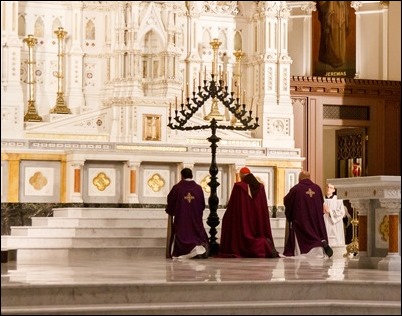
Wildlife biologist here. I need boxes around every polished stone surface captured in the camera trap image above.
[2,256,401,315]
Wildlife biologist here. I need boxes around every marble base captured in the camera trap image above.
[378,253,401,271]
[330,245,347,259]
[348,255,382,269]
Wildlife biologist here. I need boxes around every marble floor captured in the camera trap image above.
[2,256,401,315]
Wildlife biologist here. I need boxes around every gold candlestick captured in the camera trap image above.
[50,27,71,114]
[230,50,245,125]
[204,38,224,121]
[344,207,359,257]
[23,34,42,122]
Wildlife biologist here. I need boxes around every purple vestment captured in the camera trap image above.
[165,179,209,257]
[283,178,329,256]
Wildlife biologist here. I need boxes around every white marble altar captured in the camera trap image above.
[329,176,401,271]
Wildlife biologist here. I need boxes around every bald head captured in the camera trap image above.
[298,170,310,181]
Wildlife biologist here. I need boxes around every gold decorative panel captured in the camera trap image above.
[92,172,111,191]
[143,115,161,141]
[29,171,48,190]
[147,173,165,192]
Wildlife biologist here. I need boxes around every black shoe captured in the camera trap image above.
[322,240,333,258]
[271,249,279,258]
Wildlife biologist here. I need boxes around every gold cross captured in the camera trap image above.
[184,192,195,203]
[306,188,315,197]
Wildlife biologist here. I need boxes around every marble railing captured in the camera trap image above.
[329,176,401,271]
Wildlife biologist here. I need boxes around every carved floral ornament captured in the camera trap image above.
[348,200,369,215]
[203,1,239,15]
[379,199,401,211]
[379,215,389,242]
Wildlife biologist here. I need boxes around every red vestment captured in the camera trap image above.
[219,175,278,258]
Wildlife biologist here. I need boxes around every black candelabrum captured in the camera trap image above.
[167,39,259,255]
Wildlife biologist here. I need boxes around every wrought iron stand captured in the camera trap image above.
[167,39,259,255]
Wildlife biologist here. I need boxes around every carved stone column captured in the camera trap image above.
[378,199,401,271]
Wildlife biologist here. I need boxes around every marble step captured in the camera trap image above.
[17,221,282,235]
[9,226,168,237]
[26,218,284,233]
[2,300,400,315]
[52,208,225,218]
[2,279,400,308]
[31,217,283,230]
[14,247,167,264]
[30,217,176,228]
[3,207,286,264]
[6,225,284,249]
[3,236,166,248]
[30,211,236,228]
[3,233,284,250]
[51,208,284,227]
[45,206,226,220]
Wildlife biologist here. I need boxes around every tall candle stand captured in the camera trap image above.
[50,27,71,114]
[23,34,42,122]
[167,39,259,255]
